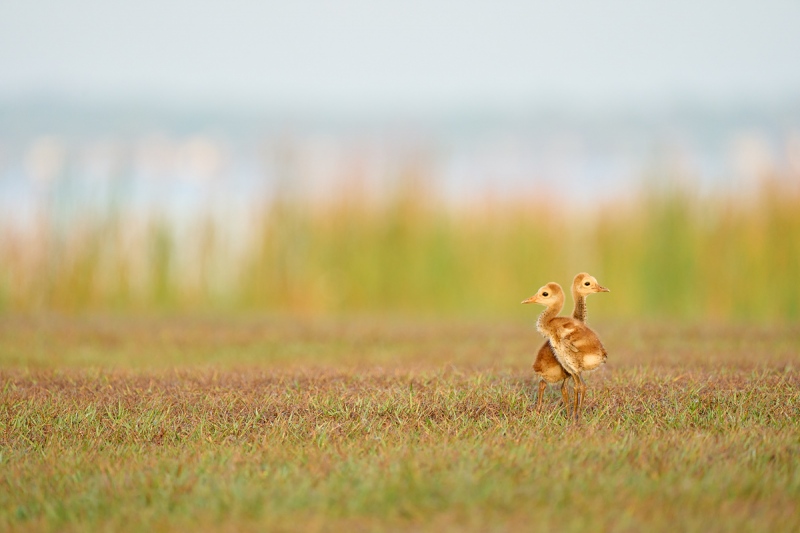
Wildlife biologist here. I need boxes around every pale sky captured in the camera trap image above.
[1,1,799,114]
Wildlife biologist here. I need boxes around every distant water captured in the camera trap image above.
[1,103,798,230]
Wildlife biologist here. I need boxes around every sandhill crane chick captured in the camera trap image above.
[523,282,608,420]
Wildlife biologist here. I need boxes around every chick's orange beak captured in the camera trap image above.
[598,285,610,292]
[521,295,538,304]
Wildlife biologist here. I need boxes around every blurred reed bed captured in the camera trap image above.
[0,170,798,320]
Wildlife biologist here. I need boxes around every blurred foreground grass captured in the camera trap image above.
[1,174,798,319]
[1,316,799,532]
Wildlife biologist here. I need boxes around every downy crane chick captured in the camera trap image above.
[528,273,609,413]
[522,282,608,420]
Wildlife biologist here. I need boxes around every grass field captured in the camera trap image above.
[1,166,799,531]
[2,315,799,532]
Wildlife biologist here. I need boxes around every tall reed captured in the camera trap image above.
[1,172,798,320]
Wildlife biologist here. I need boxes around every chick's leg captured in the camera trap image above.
[573,373,587,421]
[560,379,570,415]
[536,379,547,412]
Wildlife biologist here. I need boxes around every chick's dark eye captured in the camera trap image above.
[584,281,590,286]
[542,292,549,297]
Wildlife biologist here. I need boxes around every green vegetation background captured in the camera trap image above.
[1,174,798,320]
